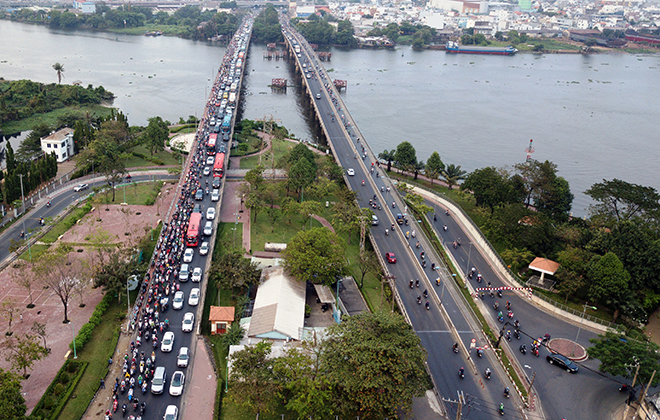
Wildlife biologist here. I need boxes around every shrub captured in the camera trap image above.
[69,293,113,352]
[58,373,70,384]
[52,383,65,397]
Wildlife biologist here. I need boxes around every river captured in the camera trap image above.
[2,19,659,215]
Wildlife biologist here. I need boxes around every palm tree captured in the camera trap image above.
[441,164,467,190]
[52,62,65,84]
[378,149,396,172]
[413,160,425,180]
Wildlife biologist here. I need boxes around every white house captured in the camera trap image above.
[73,0,96,14]
[41,127,75,163]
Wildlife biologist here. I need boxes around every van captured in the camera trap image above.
[179,264,189,282]
[371,215,379,226]
[151,366,167,394]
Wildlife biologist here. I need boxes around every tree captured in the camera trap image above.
[535,176,574,222]
[514,159,573,221]
[2,333,49,378]
[587,252,631,321]
[30,322,48,352]
[33,245,81,323]
[282,227,347,286]
[227,341,280,415]
[394,141,417,174]
[221,322,245,348]
[0,368,27,419]
[462,167,513,214]
[210,248,261,292]
[321,311,428,419]
[425,151,444,185]
[356,249,380,288]
[288,158,316,199]
[585,179,660,227]
[412,160,425,180]
[441,163,466,190]
[300,200,322,230]
[378,149,396,172]
[91,244,137,304]
[143,116,169,156]
[331,199,360,245]
[589,332,660,387]
[12,261,37,308]
[52,62,65,84]
[0,300,20,336]
[17,123,51,162]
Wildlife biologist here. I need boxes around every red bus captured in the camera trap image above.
[207,134,217,155]
[185,212,202,247]
[213,152,225,178]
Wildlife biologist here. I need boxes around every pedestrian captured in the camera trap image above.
[100,378,105,389]
[108,358,113,368]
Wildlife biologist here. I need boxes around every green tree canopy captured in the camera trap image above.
[585,178,660,227]
[394,141,417,173]
[321,311,429,419]
[441,163,466,190]
[589,331,660,387]
[227,341,280,415]
[142,116,169,156]
[0,368,27,418]
[282,227,347,286]
[425,151,444,185]
[210,248,261,292]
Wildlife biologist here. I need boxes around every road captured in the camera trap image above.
[1,172,178,266]
[424,196,623,420]
[283,23,523,419]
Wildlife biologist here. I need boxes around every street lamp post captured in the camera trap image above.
[19,174,32,262]
[126,276,131,331]
[572,303,597,357]
[68,321,77,359]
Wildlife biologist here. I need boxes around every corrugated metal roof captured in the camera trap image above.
[313,283,335,304]
[247,266,305,340]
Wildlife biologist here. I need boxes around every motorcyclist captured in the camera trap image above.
[459,367,465,377]
[416,295,422,304]
[504,387,510,397]
[453,342,459,353]
[423,289,428,298]
[485,368,491,379]
[520,344,527,354]
[385,228,389,236]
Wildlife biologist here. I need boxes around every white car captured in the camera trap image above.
[347,168,355,176]
[188,288,200,306]
[169,371,185,396]
[183,248,194,263]
[206,156,215,166]
[177,347,189,368]
[203,166,211,176]
[199,242,209,256]
[211,189,220,202]
[182,312,195,333]
[161,331,174,352]
[163,405,178,420]
[206,207,216,220]
[203,221,213,236]
[73,183,89,192]
[172,291,184,310]
[191,267,202,283]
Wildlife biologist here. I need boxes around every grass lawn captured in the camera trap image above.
[239,138,296,170]
[250,207,326,252]
[92,180,163,206]
[126,144,181,168]
[0,105,114,134]
[231,130,264,158]
[18,244,50,261]
[41,204,93,244]
[56,297,124,420]
[107,24,191,36]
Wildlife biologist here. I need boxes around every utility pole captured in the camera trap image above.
[527,371,536,406]
[622,362,641,420]
[641,370,656,404]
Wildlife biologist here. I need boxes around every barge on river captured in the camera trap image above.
[446,41,518,55]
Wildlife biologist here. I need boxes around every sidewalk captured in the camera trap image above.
[181,337,217,420]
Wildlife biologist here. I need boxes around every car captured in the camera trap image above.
[203,221,213,236]
[206,207,216,220]
[211,189,220,202]
[179,264,189,282]
[194,188,204,201]
[183,248,194,263]
[172,291,185,310]
[199,242,209,256]
[182,312,195,333]
[306,73,311,79]
[316,93,321,99]
[191,267,202,283]
[372,215,379,226]
[347,168,355,176]
[161,331,175,352]
[73,183,89,192]
[203,166,211,176]
[163,405,178,420]
[206,156,215,165]
[188,288,200,306]
[169,371,185,396]
[385,252,396,264]
[193,203,201,214]
[212,177,221,188]
[222,133,230,142]
[151,366,167,394]
[546,353,579,373]
[177,347,189,368]
[219,144,227,153]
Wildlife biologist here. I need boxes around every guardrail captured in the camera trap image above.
[406,180,621,331]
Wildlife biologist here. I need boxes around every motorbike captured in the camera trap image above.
[505,331,512,341]
[520,345,527,355]
[484,369,492,380]
[416,295,422,305]
[140,403,146,415]
[425,301,430,310]
[504,387,510,399]
[422,260,426,268]
[385,229,389,236]
[497,289,503,298]
[477,348,484,358]
[409,279,414,289]
[416,241,420,248]
[446,209,450,216]
[122,404,127,416]
[415,279,420,288]
[453,241,457,249]
[443,225,448,231]
[514,330,521,340]
[46,201,51,207]
[508,310,514,318]
[458,368,465,379]
[423,289,428,299]
[453,343,459,353]
[493,302,500,311]
[531,347,539,357]
[499,403,505,416]
[362,180,365,186]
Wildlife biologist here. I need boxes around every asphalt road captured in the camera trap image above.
[285,26,522,419]
[1,172,179,266]
[424,199,624,420]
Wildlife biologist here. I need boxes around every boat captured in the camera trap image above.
[445,41,518,55]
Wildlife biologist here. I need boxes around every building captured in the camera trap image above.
[73,0,96,14]
[40,127,75,163]
[247,266,306,341]
[209,306,235,335]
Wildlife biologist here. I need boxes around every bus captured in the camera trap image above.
[185,212,202,247]
[207,133,217,155]
[221,115,232,133]
[213,152,225,178]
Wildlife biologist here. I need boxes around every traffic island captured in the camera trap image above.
[546,337,589,362]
